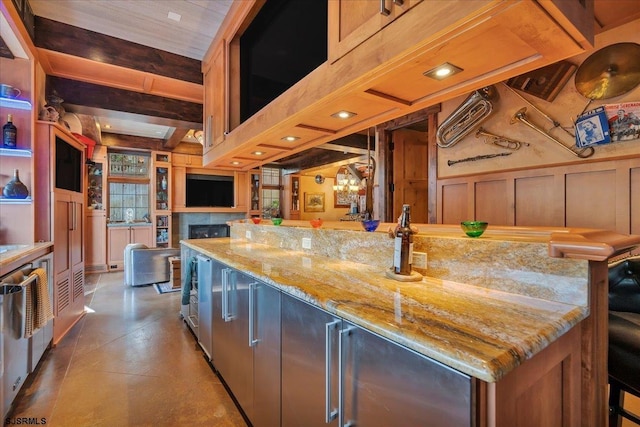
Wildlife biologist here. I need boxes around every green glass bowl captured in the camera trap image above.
[271,218,283,226]
[461,221,488,238]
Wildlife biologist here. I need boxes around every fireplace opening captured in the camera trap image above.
[188,224,230,239]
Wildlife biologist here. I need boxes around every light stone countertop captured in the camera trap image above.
[0,242,53,276]
[182,237,588,383]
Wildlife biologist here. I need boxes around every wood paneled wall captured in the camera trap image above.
[437,157,640,235]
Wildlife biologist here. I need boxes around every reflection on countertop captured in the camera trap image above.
[107,221,152,227]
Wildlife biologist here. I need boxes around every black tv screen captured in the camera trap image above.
[55,136,82,192]
[240,0,327,122]
[185,174,234,207]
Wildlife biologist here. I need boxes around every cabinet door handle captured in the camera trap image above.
[221,268,229,320]
[248,282,260,347]
[380,0,391,16]
[325,319,340,423]
[339,326,355,427]
[68,202,74,231]
[223,269,236,322]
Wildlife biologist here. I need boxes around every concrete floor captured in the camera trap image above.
[7,271,247,426]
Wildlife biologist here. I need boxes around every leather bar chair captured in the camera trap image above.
[608,256,640,426]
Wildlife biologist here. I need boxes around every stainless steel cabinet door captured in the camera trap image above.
[282,294,341,427]
[196,255,213,360]
[252,282,281,427]
[215,269,254,422]
[341,321,473,427]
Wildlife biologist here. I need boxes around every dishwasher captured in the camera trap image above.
[1,269,30,419]
[1,254,53,419]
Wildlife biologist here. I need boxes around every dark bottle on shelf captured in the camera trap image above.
[3,169,29,199]
[3,114,17,148]
[393,204,414,275]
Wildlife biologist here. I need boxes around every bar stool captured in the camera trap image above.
[608,256,640,426]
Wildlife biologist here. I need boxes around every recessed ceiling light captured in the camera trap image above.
[252,151,265,156]
[104,124,111,129]
[281,136,300,142]
[231,161,241,165]
[168,11,181,22]
[423,62,463,80]
[331,111,357,119]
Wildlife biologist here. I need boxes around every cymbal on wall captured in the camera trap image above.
[575,42,640,100]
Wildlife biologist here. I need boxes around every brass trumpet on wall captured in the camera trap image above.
[510,108,595,158]
[436,86,498,148]
[475,127,528,150]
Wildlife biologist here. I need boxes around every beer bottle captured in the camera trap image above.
[393,204,413,275]
[3,114,17,148]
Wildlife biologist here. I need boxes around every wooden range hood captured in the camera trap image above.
[202,0,595,171]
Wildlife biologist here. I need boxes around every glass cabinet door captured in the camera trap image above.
[155,167,169,211]
[87,162,104,210]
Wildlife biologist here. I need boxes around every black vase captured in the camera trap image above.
[3,169,29,199]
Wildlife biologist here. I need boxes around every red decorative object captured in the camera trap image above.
[72,132,96,160]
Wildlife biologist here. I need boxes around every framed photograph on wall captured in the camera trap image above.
[304,192,325,212]
[334,190,350,207]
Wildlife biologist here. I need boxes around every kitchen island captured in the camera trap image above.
[182,221,640,426]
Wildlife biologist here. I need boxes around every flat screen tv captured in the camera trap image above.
[55,136,82,192]
[185,174,234,208]
[240,0,327,122]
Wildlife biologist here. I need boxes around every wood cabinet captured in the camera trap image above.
[107,225,153,270]
[172,153,202,167]
[203,0,595,169]
[86,210,107,272]
[282,174,300,220]
[328,0,422,63]
[203,41,227,154]
[152,151,172,247]
[85,146,107,272]
[172,166,186,209]
[52,190,85,344]
[34,122,87,345]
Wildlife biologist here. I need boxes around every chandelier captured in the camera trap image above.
[333,167,360,201]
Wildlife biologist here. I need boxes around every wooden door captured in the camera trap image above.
[86,211,107,271]
[210,41,227,149]
[53,193,71,279]
[131,226,153,247]
[70,194,84,268]
[107,226,129,269]
[392,128,429,223]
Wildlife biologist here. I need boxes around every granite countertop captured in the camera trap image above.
[182,237,588,383]
[0,242,54,276]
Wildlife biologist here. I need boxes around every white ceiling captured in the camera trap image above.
[29,0,233,60]
[29,0,233,140]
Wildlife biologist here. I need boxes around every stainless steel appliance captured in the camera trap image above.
[1,271,30,419]
[281,293,472,427]
[1,254,53,419]
[196,255,213,360]
[212,264,281,427]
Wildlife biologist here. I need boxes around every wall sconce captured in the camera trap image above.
[423,62,463,80]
